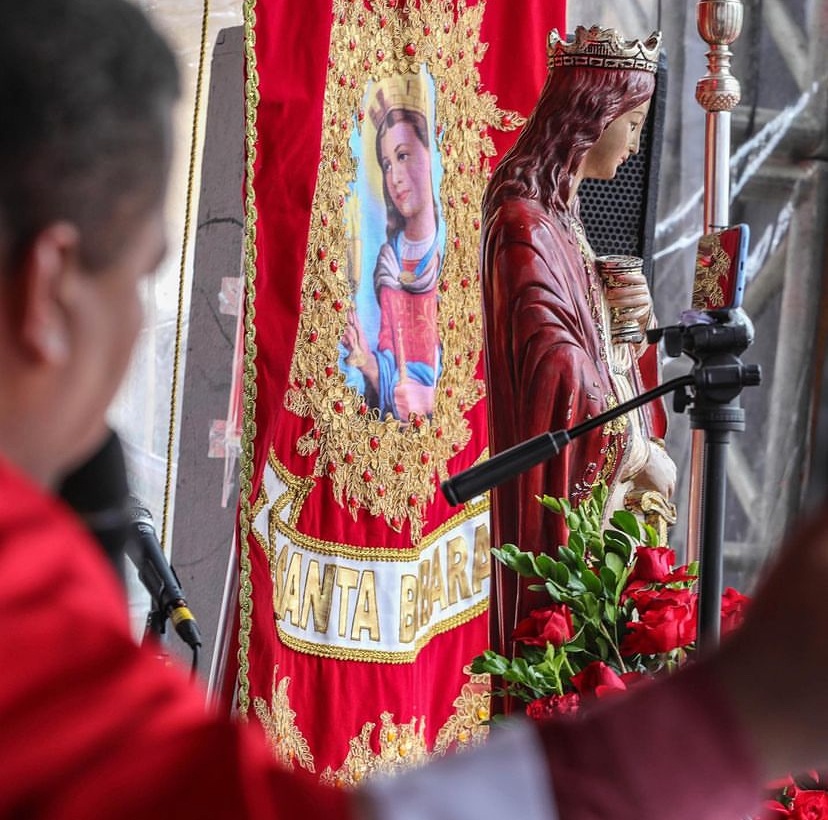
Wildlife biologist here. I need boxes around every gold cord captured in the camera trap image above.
[160,0,212,553]
[237,0,261,717]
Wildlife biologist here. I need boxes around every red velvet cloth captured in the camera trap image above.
[0,457,351,820]
[243,0,565,775]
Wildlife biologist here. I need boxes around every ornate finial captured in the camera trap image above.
[547,26,661,74]
[696,0,744,112]
[369,73,429,131]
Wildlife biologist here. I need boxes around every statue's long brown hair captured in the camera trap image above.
[483,67,655,220]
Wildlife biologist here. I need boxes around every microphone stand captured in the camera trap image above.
[441,310,760,647]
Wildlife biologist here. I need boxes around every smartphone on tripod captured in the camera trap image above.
[691,223,749,311]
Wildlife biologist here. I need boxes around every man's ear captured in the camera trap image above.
[15,222,82,366]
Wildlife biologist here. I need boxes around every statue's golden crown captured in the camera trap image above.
[547,26,661,74]
[368,74,429,131]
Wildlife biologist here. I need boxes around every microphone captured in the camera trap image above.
[127,497,202,650]
[59,430,132,581]
[441,430,570,506]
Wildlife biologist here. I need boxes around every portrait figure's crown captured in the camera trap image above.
[368,73,429,131]
[547,26,661,74]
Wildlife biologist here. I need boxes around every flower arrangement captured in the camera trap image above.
[472,485,828,817]
[758,775,828,820]
[471,483,748,718]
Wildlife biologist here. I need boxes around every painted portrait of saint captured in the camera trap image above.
[340,68,445,422]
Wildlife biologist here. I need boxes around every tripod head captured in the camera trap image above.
[648,308,761,428]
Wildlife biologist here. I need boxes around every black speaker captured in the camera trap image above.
[578,52,668,287]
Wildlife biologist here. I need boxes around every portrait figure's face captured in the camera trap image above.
[580,99,651,181]
[380,117,433,227]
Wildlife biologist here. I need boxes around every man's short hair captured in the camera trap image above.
[0,0,180,271]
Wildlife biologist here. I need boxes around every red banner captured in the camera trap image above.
[238,0,564,780]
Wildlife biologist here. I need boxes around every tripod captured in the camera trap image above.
[441,308,760,646]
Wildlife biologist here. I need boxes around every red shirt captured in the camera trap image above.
[0,457,351,820]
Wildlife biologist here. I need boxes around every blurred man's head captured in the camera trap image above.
[0,0,179,486]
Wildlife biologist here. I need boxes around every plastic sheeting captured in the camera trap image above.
[109,1,243,635]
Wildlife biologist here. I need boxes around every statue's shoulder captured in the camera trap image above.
[485,197,563,248]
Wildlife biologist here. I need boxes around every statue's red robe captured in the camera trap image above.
[481,197,629,659]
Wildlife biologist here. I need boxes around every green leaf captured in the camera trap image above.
[604,531,633,563]
[558,546,579,568]
[545,580,566,603]
[582,593,600,620]
[594,481,609,511]
[642,523,660,548]
[534,553,556,578]
[538,495,562,514]
[594,634,609,660]
[581,567,602,596]
[588,535,605,561]
[603,600,617,622]
[599,566,617,594]
[568,531,586,557]
[605,551,625,576]
[615,566,632,599]
[566,512,580,532]
[554,563,571,587]
[471,650,509,676]
[610,509,643,540]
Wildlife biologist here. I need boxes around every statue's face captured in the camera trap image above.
[380,119,432,223]
[581,99,651,181]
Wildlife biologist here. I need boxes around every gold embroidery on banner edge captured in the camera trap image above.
[253,666,316,773]
[254,666,490,786]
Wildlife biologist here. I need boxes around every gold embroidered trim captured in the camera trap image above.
[692,232,729,309]
[284,0,523,544]
[432,665,490,754]
[274,598,488,664]
[318,667,489,788]
[253,666,316,773]
[595,437,621,488]
[261,448,488,561]
[602,393,629,437]
[237,0,261,718]
[321,713,429,788]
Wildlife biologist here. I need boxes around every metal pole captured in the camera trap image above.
[697,431,729,650]
[207,531,238,708]
[687,0,744,567]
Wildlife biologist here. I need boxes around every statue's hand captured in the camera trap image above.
[602,269,653,333]
[394,378,434,421]
[632,439,676,498]
[343,309,371,369]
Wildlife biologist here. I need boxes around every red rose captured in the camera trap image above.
[790,789,828,820]
[721,586,750,635]
[571,661,629,700]
[525,692,581,721]
[629,546,674,583]
[513,604,574,648]
[622,548,697,600]
[621,587,698,656]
